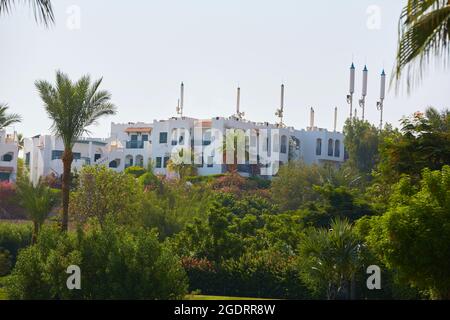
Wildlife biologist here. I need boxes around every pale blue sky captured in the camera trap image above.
[1,0,449,138]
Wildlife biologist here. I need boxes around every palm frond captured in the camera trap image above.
[393,0,450,93]
[35,70,117,149]
[0,0,54,26]
[0,102,22,129]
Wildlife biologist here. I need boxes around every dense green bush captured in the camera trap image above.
[183,250,311,299]
[0,223,32,269]
[124,166,147,178]
[6,223,188,299]
[185,174,225,184]
[366,166,450,299]
[70,166,144,228]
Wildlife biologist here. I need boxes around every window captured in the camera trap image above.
[125,155,133,168]
[207,156,214,167]
[328,139,334,156]
[163,156,169,168]
[142,135,149,142]
[334,140,341,157]
[0,172,10,182]
[280,135,288,154]
[51,150,63,160]
[203,130,211,145]
[136,155,144,167]
[25,152,31,166]
[196,153,204,168]
[1,153,13,162]
[109,160,118,168]
[130,135,138,141]
[73,153,81,160]
[316,139,322,156]
[159,132,168,144]
[94,153,102,162]
[155,157,162,168]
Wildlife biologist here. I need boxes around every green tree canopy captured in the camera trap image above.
[366,166,450,299]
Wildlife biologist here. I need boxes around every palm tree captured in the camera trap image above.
[16,177,58,243]
[0,103,21,130]
[219,129,252,173]
[35,71,117,231]
[16,133,24,150]
[394,0,450,92]
[298,218,362,300]
[167,147,197,180]
[0,0,54,26]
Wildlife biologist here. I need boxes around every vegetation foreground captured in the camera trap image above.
[1,108,450,300]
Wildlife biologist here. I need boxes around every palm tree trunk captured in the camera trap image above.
[32,221,39,244]
[350,274,356,300]
[61,148,73,232]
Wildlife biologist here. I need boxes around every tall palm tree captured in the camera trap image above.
[0,0,54,26]
[0,103,21,130]
[35,71,116,231]
[16,177,58,243]
[394,0,450,92]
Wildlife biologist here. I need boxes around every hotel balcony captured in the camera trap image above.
[126,140,145,149]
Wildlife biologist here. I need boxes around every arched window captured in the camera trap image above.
[135,155,144,167]
[334,140,341,157]
[1,153,13,162]
[328,139,334,156]
[316,138,322,156]
[280,135,287,154]
[125,155,133,168]
[109,160,119,168]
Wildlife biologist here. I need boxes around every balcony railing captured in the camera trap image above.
[126,140,144,149]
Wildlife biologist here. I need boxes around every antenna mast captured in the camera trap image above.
[377,70,386,130]
[176,82,184,117]
[234,87,245,119]
[359,65,368,121]
[275,84,285,127]
[347,63,355,120]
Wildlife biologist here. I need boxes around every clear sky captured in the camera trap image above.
[1,0,449,138]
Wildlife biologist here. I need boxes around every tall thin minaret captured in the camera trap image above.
[275,84,285,127]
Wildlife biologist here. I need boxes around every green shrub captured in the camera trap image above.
[6,222,188,299]
[183,250,311,299]
[124,166,147,178]
[0,249,12,276]
[0,222,32,267]
[248,176,271,189]
[185,174,224,184]
[70,166,144,228]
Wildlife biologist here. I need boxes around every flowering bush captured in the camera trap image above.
[0,182,26,219]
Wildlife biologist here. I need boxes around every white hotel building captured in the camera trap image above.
[0,129,19,182]
[23,114,344,184]
[23,83,345,183]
